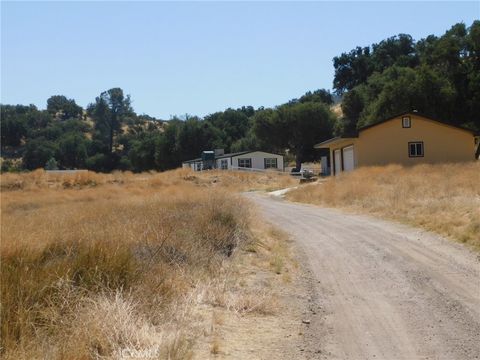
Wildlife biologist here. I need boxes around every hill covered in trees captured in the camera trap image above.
[335,21,480,135]
[1,21,478,172]
[1,88,335,172]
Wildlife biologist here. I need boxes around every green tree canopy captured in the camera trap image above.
[254,102,335,169]
[88,88,134,154]
[3,21,479,173]
[204,108,251,149]
[337,20,480,133]
[23,137,58,170]
[56,132,90,169]
[0,105,27,147]
[46,95,83,120]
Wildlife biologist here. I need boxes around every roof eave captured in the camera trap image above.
[358,111,478,135]
[314,136,358,148]
[215,151,251,159]
[182,158,202,163]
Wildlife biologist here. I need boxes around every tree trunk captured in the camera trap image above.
[109,117,114,153]
[295,156,302,171]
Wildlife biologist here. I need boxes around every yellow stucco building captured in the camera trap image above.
[315,112,479,175]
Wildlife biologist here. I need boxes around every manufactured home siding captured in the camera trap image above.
[183,151,284,172]
[356,115,475,166]
[231,151,284,170]
[215,158,231,170]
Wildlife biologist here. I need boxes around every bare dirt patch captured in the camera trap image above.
[192,222,318,360]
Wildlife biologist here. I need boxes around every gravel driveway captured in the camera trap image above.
[248,193,480,360]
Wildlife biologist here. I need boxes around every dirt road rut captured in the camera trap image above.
[248,193,480,360]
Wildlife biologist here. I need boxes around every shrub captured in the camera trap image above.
[45,157,58,170]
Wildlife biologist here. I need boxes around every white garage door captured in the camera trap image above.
[334,149,342,175]
[342,146,355,172]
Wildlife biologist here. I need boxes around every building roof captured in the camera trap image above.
[182,152,251,163]
[214,151,252,159]
[314,111,478,149]
[182,157,202,164]
[183,150,284,163]
[215,150,285,159]
[314,136,358,148]
[357,111,478,135]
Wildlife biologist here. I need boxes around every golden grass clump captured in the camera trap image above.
[287,162,480,249]
[0,169,265,359]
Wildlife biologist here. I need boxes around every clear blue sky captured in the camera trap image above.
[1,1,478,119]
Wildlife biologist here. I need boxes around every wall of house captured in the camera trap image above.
[185,161,203,171]
[356,115,476,166]
[327,139,358,175]
[231,152,284,171]
[215,158,232,170]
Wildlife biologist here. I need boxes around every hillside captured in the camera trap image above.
[3,21,478,174]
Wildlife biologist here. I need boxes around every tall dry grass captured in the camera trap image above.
[0,169,287,359]
[286,163,480,249]
[0,168,296,193]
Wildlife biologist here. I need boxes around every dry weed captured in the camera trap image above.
[210,338,221,355]
[0,168,295,193]
[0,170,257,359]
[287,163,480,249]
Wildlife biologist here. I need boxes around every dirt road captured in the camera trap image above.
[248,193,480,360]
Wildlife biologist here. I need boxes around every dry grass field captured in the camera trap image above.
[0,169,296,359]
[286,163,480,249]
[0,168,296,193]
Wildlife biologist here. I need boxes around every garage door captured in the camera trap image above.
[342,146,354,172]
[334,149,342,175]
